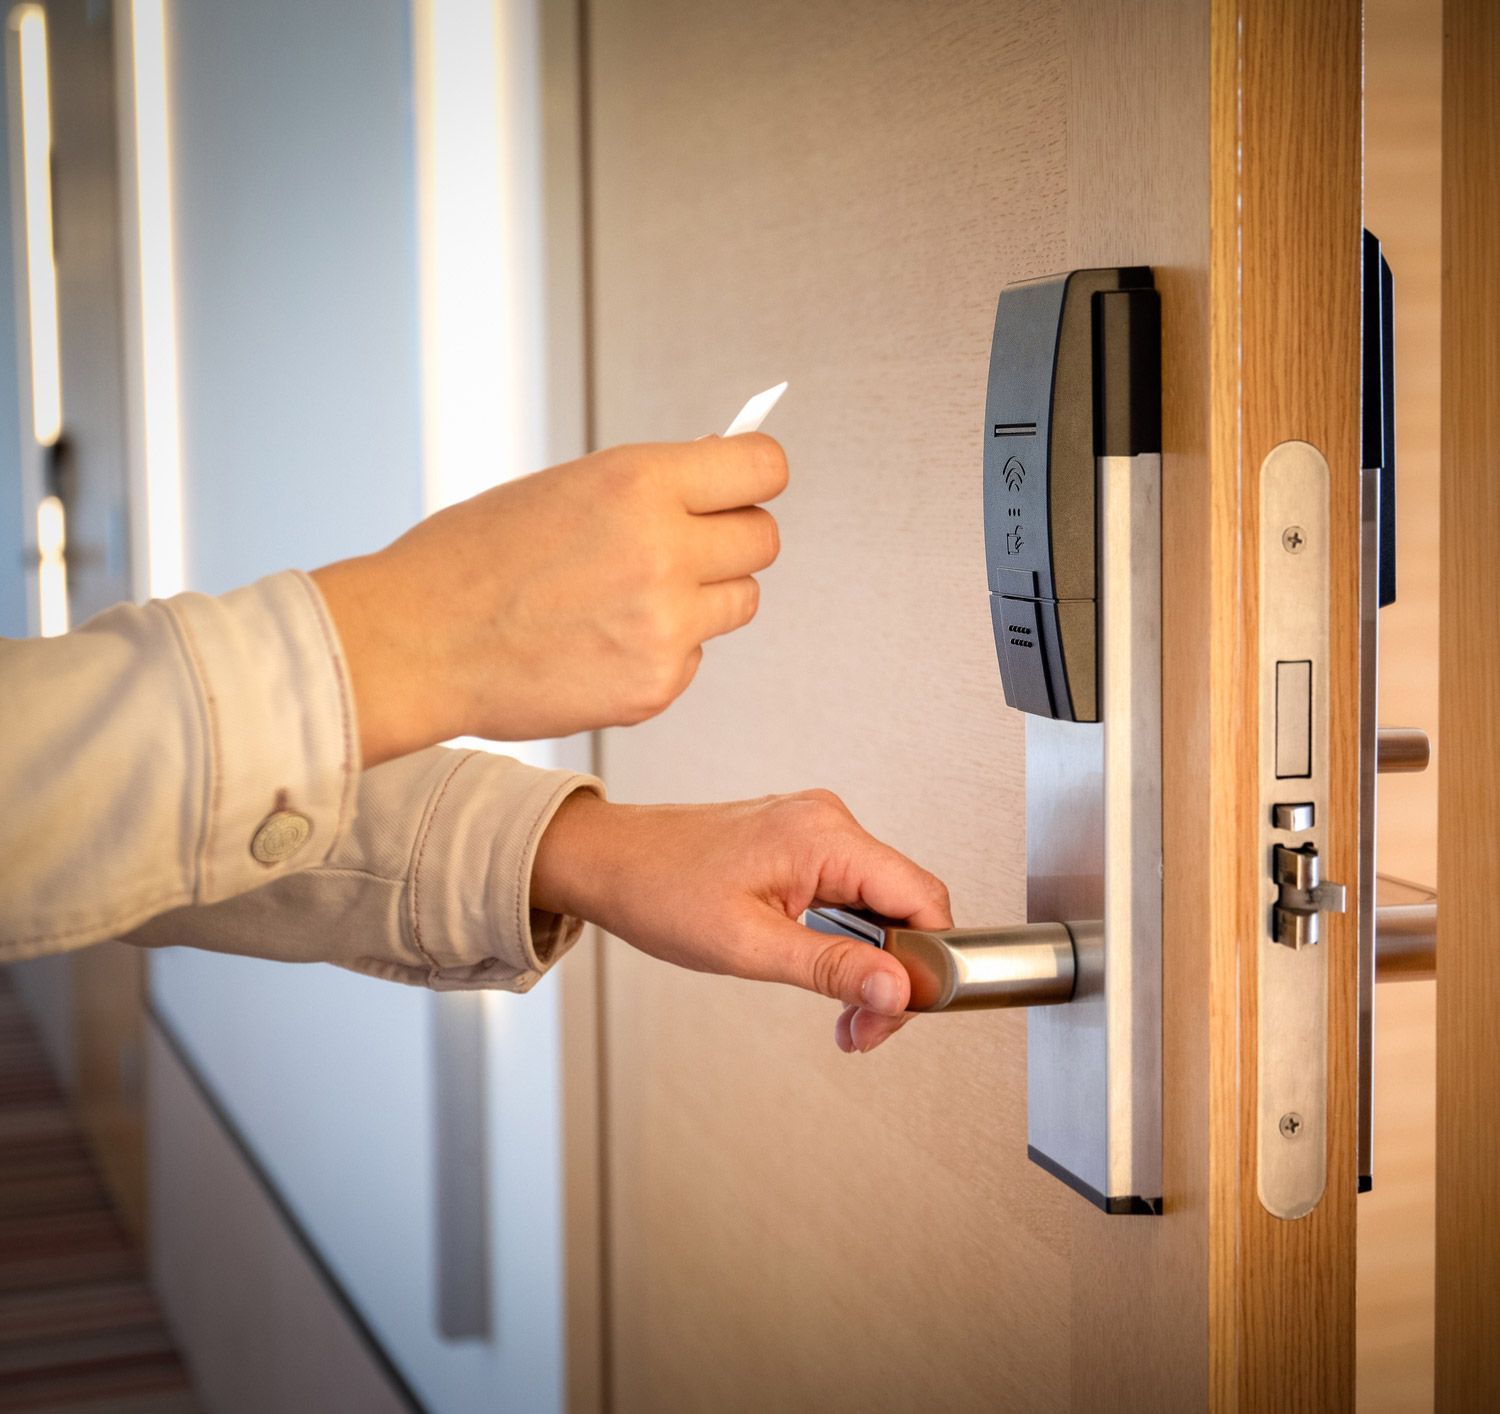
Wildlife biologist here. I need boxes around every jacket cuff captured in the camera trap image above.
[405,751,601,991]
[164,569,360,903]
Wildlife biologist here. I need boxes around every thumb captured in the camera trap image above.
[746,912,912,1016]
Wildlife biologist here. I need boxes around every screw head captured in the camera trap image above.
[1282,525,1307,554]
[1279,1112,1304,1139]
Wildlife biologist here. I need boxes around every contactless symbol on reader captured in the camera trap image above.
[1002,457,1026,492]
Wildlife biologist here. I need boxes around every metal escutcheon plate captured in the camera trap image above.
[1258,441,1332,1219]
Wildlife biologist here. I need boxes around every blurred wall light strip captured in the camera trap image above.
[411,0,531,516]
[35,492,67,635]
[413,0,551,768]
[12,4,62,449]
[129,0,184,597]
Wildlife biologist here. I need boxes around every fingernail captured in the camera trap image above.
[861,970,902,1016]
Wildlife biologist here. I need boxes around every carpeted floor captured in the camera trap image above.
[0,970,198,1412]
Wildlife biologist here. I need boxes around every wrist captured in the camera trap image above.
[311,553,460,765]
[531,790,626,923]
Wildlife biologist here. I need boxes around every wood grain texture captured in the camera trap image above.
[586,1,1212,1408]
[1226,0,1363,1406]
[1436,0,1500,1404]
[1357,0,1441,1405]
[1206,7,1244,1404]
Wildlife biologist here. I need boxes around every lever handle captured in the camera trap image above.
[1377,727,1430,773]
[802,905,1077,1012]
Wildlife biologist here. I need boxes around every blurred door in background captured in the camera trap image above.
[1357,0,1442,1405]
[48,0,146,1245]
[3,0,145,1237]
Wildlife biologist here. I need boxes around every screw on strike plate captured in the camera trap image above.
[1282,525,1307,554]
[1279,1112,1304,1139]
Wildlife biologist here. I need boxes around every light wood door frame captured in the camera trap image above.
[1208,0,1364,1405]
[1437,0,1500,1403]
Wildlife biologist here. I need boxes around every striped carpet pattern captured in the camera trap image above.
[0,970,198,1412]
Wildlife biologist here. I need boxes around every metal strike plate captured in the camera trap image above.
[1259,441,1345,1220]
[1025,451,1162,1215]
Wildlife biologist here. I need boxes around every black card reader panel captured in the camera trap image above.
[984,267,1160,722]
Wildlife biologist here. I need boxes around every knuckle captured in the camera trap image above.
[749,434,790,495]
[631,593,683,652]
[775,788,852,839]
[751,508,781,564]
[809,940,853,1000]
[736,576,761,624]
[639,649,693,715]
[794,787,848,817]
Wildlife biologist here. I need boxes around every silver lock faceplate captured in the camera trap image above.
[1025,451,1163,1214]
[1257,440,1348,1220]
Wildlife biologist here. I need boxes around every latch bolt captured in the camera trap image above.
[1272,843,1348,949]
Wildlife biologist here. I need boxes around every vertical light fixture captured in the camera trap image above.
[413,0,561,1349]
[8,4,67,634]
[11,2,60,450]
[34,491,66,635]
[127,0,183,598]
[411,0,542,514]
[412,0,549,767]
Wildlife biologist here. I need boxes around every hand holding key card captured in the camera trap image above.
[312,385,790,763]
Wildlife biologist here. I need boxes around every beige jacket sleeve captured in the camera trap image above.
[2,569,600,991]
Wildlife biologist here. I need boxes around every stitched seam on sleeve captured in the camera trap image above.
[161,599,221,900]
[409,750,481,972]
[290,571,359,824]
[514,778,587,969]
[271,865,404,886]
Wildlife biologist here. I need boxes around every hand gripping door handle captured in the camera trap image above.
[802,905,1082,1012]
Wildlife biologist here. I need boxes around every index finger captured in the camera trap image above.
[808,809,953,933]
[664,433,789,513]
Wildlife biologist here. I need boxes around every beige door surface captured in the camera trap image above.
[579,0,1360,1407]
[1437,0,1500,1403]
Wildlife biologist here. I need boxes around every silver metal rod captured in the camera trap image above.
[803,906,1076,1012]
[1377,727,1431,773]
[1376,902,1437,982]
[431,990,491,1340]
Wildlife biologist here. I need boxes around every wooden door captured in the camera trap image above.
[578,0,1361,1406]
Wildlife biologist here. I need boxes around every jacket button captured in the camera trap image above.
[250,809,313,865]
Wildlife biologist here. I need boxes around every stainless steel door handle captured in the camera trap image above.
[1374,900,1437,982]
[1376,726,1430,773]
[802,905,1078,1011]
